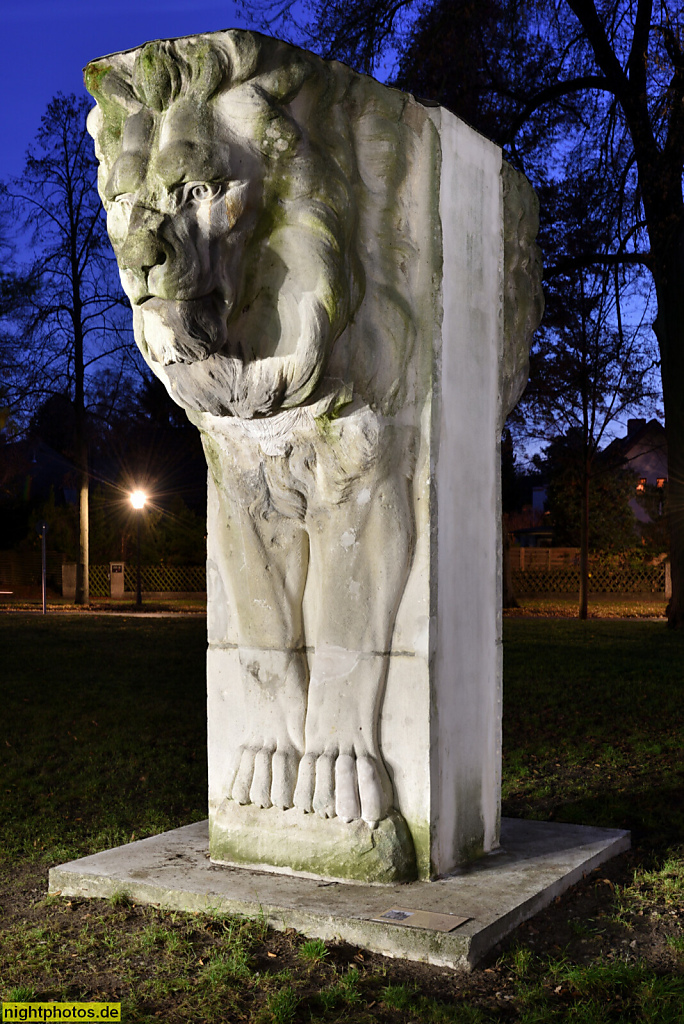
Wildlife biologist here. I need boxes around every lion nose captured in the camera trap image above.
[118,205,168,277]
[118,228,167,276]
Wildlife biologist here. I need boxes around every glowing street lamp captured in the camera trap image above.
[130,490,147,606]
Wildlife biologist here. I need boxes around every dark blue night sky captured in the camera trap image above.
[0,1,255,180]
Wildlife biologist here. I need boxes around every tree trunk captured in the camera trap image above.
[654,259,684,628]
[73,290,88,604]
[579,461,589,620]
[75,431,89,605]
[502,513,519,609]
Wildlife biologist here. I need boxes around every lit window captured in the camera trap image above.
[657,477,666,488]
[636,478,646,494]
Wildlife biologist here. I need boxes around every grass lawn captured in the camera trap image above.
[1,614,683,1022]
[505,594,668,618]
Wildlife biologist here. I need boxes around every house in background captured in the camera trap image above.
[508,419,668,551]
[507,503,553,548]
[608,418,668,527]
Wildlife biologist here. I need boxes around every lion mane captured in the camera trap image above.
[84,31,428,424]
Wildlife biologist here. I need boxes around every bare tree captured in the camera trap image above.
[521,171,660,617]
[553,1,684,628]
[248,0,684,624]
[0,93,132,603]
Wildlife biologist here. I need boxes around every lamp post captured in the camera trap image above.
[35,519,48,615]
[130,490,147,607]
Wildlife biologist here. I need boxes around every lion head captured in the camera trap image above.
[84,31,364,419]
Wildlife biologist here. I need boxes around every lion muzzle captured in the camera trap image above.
[141,294,229,366]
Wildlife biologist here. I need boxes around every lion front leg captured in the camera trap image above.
[207,443,310,811]
[294,471,413,826]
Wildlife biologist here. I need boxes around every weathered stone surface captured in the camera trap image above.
[85,30,543,882]
[210,804,416,883]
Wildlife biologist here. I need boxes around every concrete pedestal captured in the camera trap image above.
[50,818,629,970]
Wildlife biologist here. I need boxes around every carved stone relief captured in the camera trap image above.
[85,29,543,883]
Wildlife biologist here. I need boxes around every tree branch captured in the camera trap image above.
[565,0,659,160]
[507,74,613,141]
[565,0,630,95]
[626,0,653,90]
[545,251,652,277]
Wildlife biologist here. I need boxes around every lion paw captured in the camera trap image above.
[293,751,390,826]
[230,744,299,810]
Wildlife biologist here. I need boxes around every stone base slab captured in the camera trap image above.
[49,818,629,970]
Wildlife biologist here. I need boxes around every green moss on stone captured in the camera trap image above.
[84,64,128,162]
[210,804,417,884]
[83,62,110,98]
[406,820,431,881]
[457,834,486,866]
[200,433,223,488]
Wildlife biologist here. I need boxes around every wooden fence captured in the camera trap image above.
[87,564,207,598]
[512,565,666,594]
[509,547,580,570]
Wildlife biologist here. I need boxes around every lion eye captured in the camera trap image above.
[185,182,221,203]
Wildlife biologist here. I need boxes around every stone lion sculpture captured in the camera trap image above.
[85,29,542,882]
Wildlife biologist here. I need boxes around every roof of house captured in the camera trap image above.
[604,418,667,477]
